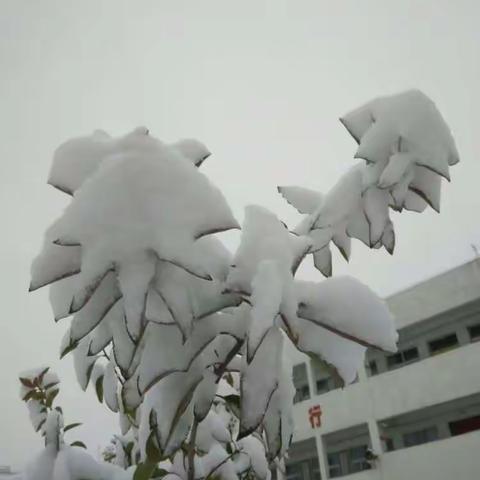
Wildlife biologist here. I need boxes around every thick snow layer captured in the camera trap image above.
[237,436,270,480]
[295,277,397,352]
[70,272,121,343]
[49,130,238,284]
[344,90,458,167]
[240,327,283,436]
[170,138,211,167]
[73,337,98,390]
[290,316,366,384]
[276,90,459,277]
[138,318,241,457]
[263,355,295,459]
[21,443,131,480]
[44,410,63,449]
[29,91,461,473]
[196,411,231,452]
[26,400,47,432]
[314,166,363,229]
[248,260,283,361]
[277,186,323,215]
[201,444,237,480]
[225,205,310,294]
[48,130,112,195]
[138,313,245,393]
[49,276,78,321]
[48,128,211,195]
[139,371,199,458]
[30,243,81,292]
[103,360,120,412]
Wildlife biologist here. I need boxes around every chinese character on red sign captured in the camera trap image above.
[308,405,322,428]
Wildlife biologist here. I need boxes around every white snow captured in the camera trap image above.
[295,277,398,352]
[240,327,283,436]
[225,205,310,294]
[28,89,460,477]
[248,260,283,361]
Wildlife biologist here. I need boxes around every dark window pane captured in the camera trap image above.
[428,334,458,355]
[403,426,438,448]
[403,347,419,362]
[468,324,480,342]
[367,360,378,376]
[384,437,395,452]
[449,415,480,437]
[386,352,403,368]
[387,347,419,369]
[308,458,321,480]
[316,379,329,394]
[348,445,371,473]
[286,462,303,480]
[293,364,310,403]
[327,452,343,478]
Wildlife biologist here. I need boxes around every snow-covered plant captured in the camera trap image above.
[28,89,459,480]
[18,367,131,480]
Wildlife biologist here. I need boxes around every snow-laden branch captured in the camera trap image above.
[27,89,458,480]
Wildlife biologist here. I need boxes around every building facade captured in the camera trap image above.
[286,260,480,480]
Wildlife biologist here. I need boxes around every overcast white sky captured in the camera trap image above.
[1,0,480,470]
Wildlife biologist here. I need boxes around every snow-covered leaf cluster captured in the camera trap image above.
[279,89,458,276]
[18,368,132,480]
[27,89,458,480]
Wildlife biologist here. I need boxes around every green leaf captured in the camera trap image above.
[95,374,104,403]
[37,367,50,384]
[133,462,157,480]
[153,468,169,477]
[36,418,46,433]
[22,390,44,402]
[19,377,34,388]
[46,388,59,408]
[145,433,162,463]
[60,339,79,359]
[71,441,87,449]
[64,422,82,433]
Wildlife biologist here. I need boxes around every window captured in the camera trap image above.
[316,378,329,395]
[286,459,321,480]
[308,458,321,480]
[286,463,303,480]
[449,415,480,437]
[294,385,310,404]
[367,360,378,376]
[428,333,459,355]
[293,364,310,404]
[327,445,371,477]
[468,324,480,342]
[383,437,394,452]
[403,426,438,448]
[327,452,342,478]
[386,346,419,369]
[348,446,371,473]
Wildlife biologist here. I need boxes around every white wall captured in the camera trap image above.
[292,341,480,441]
[387,260,480,329]
[377,430,480,480]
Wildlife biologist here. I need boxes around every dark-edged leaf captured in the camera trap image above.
[71,441,87,449]
[64,422,82,433]
[133,462,157,480]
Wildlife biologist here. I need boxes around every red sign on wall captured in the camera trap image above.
[308,405,322,428]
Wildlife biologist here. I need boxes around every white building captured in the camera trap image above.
[0,466,16,478]
[286,260,480,480]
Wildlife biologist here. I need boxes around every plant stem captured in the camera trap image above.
[187,418,199,480]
